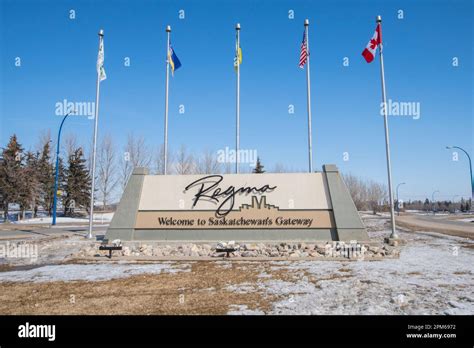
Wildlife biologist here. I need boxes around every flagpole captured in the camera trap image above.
[304,19,313,173]
[377,15,398,239]
[88,29,104,239]
[163,25,171,175]
[235,23,241,174]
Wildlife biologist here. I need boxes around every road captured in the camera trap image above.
[396,213,474,239]
[0,224,108,240]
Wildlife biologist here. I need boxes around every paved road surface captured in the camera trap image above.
[0,224,108,240]
[397,214,474,239]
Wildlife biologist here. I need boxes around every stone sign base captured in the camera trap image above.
[75,241,400,260]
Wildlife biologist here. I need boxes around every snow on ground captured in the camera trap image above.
[0,234,101,267]
[0,213,473,314]
[456,218,474,223]
[257,240,473,315]
[224,214,474,315]
[13,212,114,225]
[224,223,474,315]
[404,211,447,216]
[0,262,191,282]
[227,304,265,315]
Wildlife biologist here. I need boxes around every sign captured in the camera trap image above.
[106,165,368,241]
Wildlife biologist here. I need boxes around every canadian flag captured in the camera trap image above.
[362,23,381,63]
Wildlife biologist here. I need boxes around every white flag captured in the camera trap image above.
[97,38,106,81]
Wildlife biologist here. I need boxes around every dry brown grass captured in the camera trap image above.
[461,243,474,250]
[0,262,291,315]
[0,264,13,272]
[338,268,352,273]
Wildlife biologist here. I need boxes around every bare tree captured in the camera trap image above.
[154,144,174,175]
[343,173,367,211]
[173,145,195,174]
[196,149,221,174]
[35,130,53,157]
[120,133,151,190]
[119,154,133,191]
[154,144,165,175]
[342,173,387,213]
[97,135,118,210]
[367,180,387,214]
[131,136,151,168]
[272,163,288,173]
[63,133,78,160]
[239,165,253,174]
[223,161,233,174]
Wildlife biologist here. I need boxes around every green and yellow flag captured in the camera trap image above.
[234,35,242,71]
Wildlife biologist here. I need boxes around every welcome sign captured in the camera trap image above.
[106,165,368,241]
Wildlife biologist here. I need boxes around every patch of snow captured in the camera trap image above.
[225,282,257,294]
[456,218,474,223]
[0,262,190,282]
[14,213,114,225]
[227,304,264,315]
[251,234,474,315]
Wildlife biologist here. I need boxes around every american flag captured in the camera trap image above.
[299,31,307,68]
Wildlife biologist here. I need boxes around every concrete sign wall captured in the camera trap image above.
[106,164,368,241]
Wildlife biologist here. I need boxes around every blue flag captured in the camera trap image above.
[168,44,181,75]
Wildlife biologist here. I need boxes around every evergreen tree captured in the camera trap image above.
[460,198,466,212]
[64,147,91,217]
[253,157,265,174]
[37,141,55,216]
[0,135,25,221]
[423,198,430,212]
[54,157,67,216]
[18,151,41,219]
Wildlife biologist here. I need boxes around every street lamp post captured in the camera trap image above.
[52,111,74,226]
[446,146,473,206]
[396,182,406,216]
[431,190,440,215]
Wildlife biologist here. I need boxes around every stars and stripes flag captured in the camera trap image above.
[362,23,381,63]
[299,31,308,68]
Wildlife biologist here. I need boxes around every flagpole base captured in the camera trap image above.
[384,236,406,247]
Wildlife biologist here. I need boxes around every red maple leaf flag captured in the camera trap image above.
[362,23,381,63]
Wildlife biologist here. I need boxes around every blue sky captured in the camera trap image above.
[0,0,472,201]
